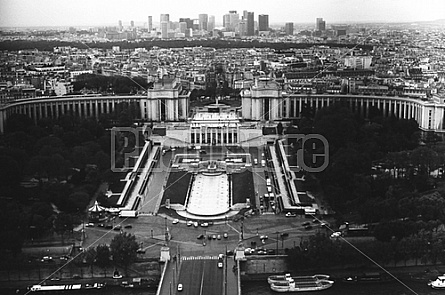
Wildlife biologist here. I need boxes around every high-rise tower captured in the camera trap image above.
[316,18,326,31]
[285,22,294,35]
[198,14,208,31]
[258,14,269,32]
[208,15,215,32]
[246,12,254,36]
[148,16,152,31]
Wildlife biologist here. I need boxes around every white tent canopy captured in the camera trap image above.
[88,201,105,212]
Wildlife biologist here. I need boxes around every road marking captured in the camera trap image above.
[227,223,240,234]
[182,255,219,261]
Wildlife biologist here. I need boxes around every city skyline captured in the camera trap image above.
[1,0,445,28]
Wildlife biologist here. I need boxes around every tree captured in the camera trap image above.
[0,156,22,188]
[53,212,75,244]
[110,232,139,275]
[96,244,111,268]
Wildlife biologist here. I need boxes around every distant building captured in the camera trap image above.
[284,23,294,35]
[229,11,239,31]
[258,14,269,31]
[316,17,326,31]
[246,12,255,36]
[148,16,152,31]
[208,15,215,32]
[344,56,373,69]
[332,25,348,36]
[223,14,230,30]
[179,22,187,34]
[160,14,169,23]
[160,21,169,38]
[238,21,247,37]
[199,14,208,31]
[179,18,193,29]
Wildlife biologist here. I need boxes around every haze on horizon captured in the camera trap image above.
[0,0,444,28]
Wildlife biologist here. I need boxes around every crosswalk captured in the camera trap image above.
[181,255,219,261]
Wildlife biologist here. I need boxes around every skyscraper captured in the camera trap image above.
[246,12,254,36]
[130,20,134,27]
[118,20,123,31]
[223,14,230,30]
[161,21,168,38]
[285,22,294,35]
[198,14,208,31]
[238,20,247,36]
[229,11,239,31]
[179,22,187,34]
[316,18,326,31]
[160,14,169,23]
[258,14,269,31]
[208,15,215,32]
[179,18,193,29]
[148,16,152,31]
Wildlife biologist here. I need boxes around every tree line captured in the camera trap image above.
[0,101,140,257]
[0,39,373,52]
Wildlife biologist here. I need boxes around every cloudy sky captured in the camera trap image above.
[0,0,444,28]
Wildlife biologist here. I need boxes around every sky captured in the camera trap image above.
[0,0,444,28]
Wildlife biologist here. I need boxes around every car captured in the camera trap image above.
[302,221,311,226]
[285,212,296,217]
[223,232,228,238]
[200,222,209,227]
[187,220,193,226]
[136,249,146,254]
[212,234,217,239]
[113,274,123,279]
[124,224,132,229]
[85,222,95,227]
[217,234,221,240]
[172,219,179,224]
[226,250,234,256]
[320,222,330,228]
[72,274,81,279]
[113,225,122,231]
[330,232,342,238]
[98,223,105,227]
[177,283,183,292]
[207,235,212,240]
[280,232,289,238]
[197,234,205,240]
[260,235,268,240]
[218,261,223,268]
[41,256,53,262]
[312,219,320,223]
[193,221,199,228]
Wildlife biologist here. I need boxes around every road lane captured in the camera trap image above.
[177,257,223,295]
